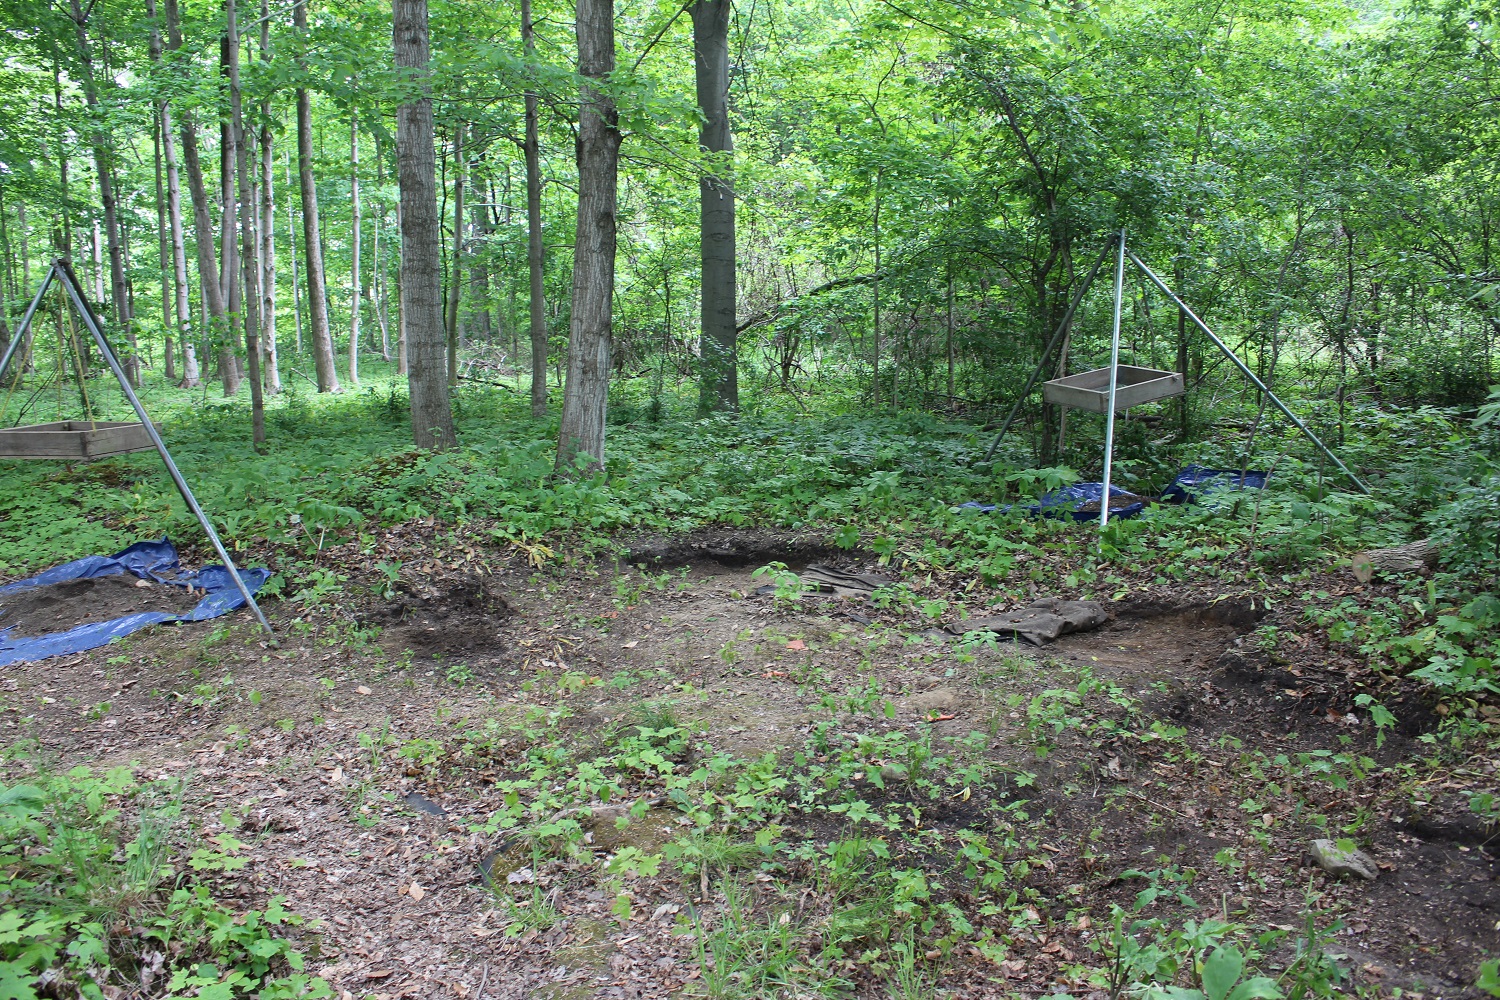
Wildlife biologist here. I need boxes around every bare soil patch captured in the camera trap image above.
[0,574,203,635]
[0,525,1494,999]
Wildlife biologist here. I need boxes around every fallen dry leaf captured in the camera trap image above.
[408,881,425,902]
[365,970,393,980]
[622,641,639,649]
[356,685,373,696]
[924,712,956,723]
[785,639,806,650]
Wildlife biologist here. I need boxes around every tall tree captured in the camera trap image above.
[555,0,621,472]
[693,0,736,415]
[348,109,361,386]
[152,101,176,382]
[444,123,464,383]
[67,0,137,384]
[147,0,192,384]
[217,34,241,395]
[165,0,231,391]
[258,0,281,392]
[522,0,548,416]
[227,0,265,447]
[392,0,456,449]
[294,0,340,392]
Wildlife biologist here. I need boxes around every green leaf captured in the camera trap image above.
[1225,977,1283,1000]
[0,959,39,1000]
[1478,958,1500,998]
[1202,946,1245,1000]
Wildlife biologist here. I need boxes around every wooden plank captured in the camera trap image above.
[1042,365,1184,413]
[0,421,162,461]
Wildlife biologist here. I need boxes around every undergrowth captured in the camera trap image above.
[0,763,329,1000]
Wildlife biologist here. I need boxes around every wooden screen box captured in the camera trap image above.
[0,421,160,461]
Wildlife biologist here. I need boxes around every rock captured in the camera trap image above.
[1309,839,1378,880]
[905,687,959,713]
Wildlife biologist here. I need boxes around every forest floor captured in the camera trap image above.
[1,523,1496,1000]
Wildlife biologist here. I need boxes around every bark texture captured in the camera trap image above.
[393,0,456,449]
[165,0,230,387]
[445,125,464,384]
[68,0,137,384]
[295,0,340,392]
[258,0,280,392]
[555,0,620,472]
[228,0,265,447]
[523,0,548,416]
[693,0,736,415]
[348,111,362,386]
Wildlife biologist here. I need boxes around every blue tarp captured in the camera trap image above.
[0,538,269,667]
[1159,465,1270,504]
[961,465,1269,520]
[960,483,1147,522]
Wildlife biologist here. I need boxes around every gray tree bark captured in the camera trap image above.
[227,0,265,447]
[555,0,620,473]
[258,0,280,392]
[445,123,464,384]
[218,35,241,396]
[165,0,230,390]
[693,0,736,415]
[522,0,548,416]
[286,148,304,355]
[152,104,176,382]
[393,0,456,449]
[348,109,362,386]
[294,0,340,392]
[68,0,137,385]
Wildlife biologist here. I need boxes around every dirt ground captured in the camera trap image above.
[0,525,1495,999]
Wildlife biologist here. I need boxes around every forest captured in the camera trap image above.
[0,0,1498,996]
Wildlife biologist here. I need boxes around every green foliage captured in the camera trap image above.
[0,768,328,1000]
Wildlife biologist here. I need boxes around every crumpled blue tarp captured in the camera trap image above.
[1159,465,1269,504]
[0,538,182,594]
[960,483,1147,522]
[0,538,270,667]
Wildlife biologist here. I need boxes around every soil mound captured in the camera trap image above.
[368,577,509,658]
[0,575,203,636]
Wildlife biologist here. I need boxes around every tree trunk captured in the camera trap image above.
[218,33,241,396]
[396,197,408,374]
[946,267,954,404]
[373,137,392,361]
[295,0,340,392]
[227,0,265,447]
[522,0,548,416]
[286,147,304,355]
[348,110,362,386]
[147,0,193,384]
[165,0,231,391]
[555,0,620,473]
[393,0,456,449]
[872,172,881,408]
[445,123,464,384]
[467,168,493,343]
[258,0,281,392]
[68,0,136,385]
[693,0,736,415]
[153,104,176,382]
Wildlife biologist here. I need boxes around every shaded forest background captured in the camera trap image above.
[0,0,1496,454]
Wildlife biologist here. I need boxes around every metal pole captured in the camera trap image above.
[0,264,57,386]
[1126,249,1370,495]
[1100,228,1127,530]
[983,237,1116,461]
[54,259,273,632]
